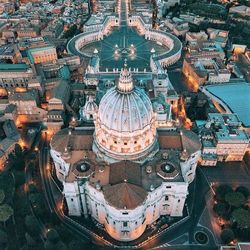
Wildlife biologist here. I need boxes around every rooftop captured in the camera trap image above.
[205,82,250,127]
[0,63,30,72]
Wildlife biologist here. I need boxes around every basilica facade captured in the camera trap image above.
[50,63,201,241]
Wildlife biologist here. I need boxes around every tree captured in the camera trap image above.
[14,144,23,157]
[231,208,250,229]
[24,215,40,237]
[44,239,67,250]
[68,239,90,250]
[0,228,8,245]
[45,229,67,250]
[13,171,26,187]
[220,228,235,244]
[0,190,5,204]
[46,229,59,244]
[215,185,233,201]
[25,232,37,247]
[29,193,46,216]
[0,172,15,203]
[44,240,55,250]
[213,202,228,217]
[56,224,73,243]
[28,183,38,193]
[0,204,13,226]
[55,240,67,250]
[225,192,245,208]
[63,25,78,39]
[235,186,249,199]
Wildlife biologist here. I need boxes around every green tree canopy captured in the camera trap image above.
[225,192,245,208]
[213,202,228,217]
[44,240,55,250]
[25,232,37,247]
[68,239,90,250]
[235,186,249,199]
[14,144,23,157]
[0,204,13,223]
[0,228,8,244]
[55,240,67,250]
[0,190,5,204]
[28,183,38,194]
[231,208,250,229]
[13,171,26,187]
[221,228,235,244]
[215,184,233,201]
[46,229,60,244]
[29,193,46,216]
[24,215,40,237]
[44,239,67,250]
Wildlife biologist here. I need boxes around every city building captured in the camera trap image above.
[0,119,20,168]
[48,80,70,111]
[207,28,229,48]
[164,17,189,37]
[157,0,180,17]
[8,89,47,123]
[50,64,201,241]
[47,110,65,134]
[186,40,225,60]
[41,20,64,38]
[229,5,250,17]
[0,44,22,63]
[27,45,58,64]
[199,113,249,166]
[185,31,208,43]
[182,57,231,86]
[0,63,35,92]
[201,82,250,131]
[230,48,250,82]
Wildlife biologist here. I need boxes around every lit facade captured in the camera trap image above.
[50,65,201,241]
[0,63,34,90]
[50,0,201,242]
[27,46,57,64]
[182,58,231,86]
[200,113,249,166]
[93,66,158,163]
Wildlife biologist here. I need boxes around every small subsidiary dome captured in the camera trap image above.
[80,95,98,121]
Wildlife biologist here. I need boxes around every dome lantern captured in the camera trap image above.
[117,60,134,93]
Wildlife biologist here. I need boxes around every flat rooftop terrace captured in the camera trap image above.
[204,82,250,127]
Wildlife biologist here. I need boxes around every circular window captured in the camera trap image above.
[76,162,90,172]
[160,162,175,173]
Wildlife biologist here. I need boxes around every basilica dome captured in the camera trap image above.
[98,81,153,133]
[93,63,157,162]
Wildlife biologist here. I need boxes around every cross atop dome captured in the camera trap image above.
[117,60,134,93]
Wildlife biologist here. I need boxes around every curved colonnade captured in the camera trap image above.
[67,14,182,68]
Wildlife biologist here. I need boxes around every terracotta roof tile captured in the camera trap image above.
[103,183,147,210]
